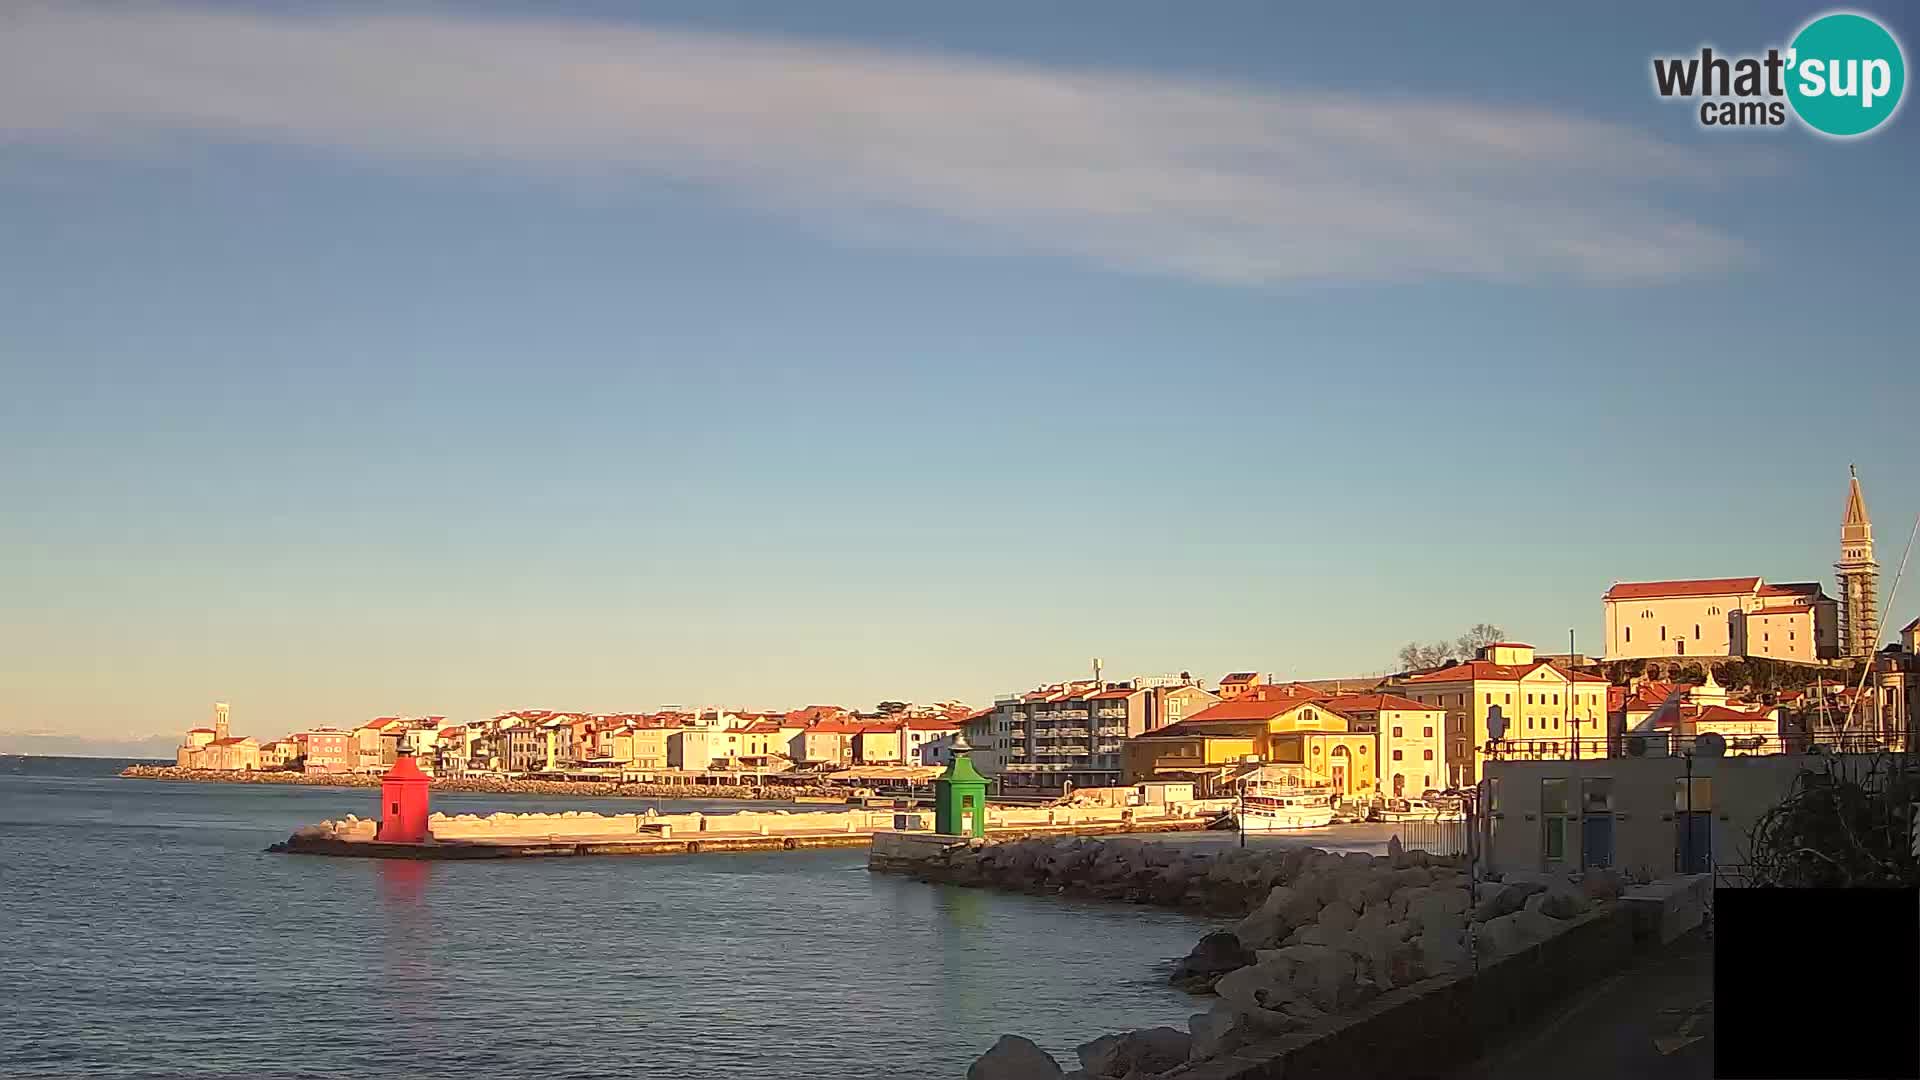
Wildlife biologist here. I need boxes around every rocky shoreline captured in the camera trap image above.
[931,836,1630,1079]
[116,764,843,802]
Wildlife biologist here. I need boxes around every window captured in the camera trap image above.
[1484,694,1492,704]
[1527,694,1535,705]
[1392,749,1403,760]
[1505,694,1512,704]
[1660,626,1667,641]
[1582,777,1613,812]
[1423,726,1434,737]
[1642,609,1653,618]
[1423,749,1434,760]
[1552,694,1560,705]
[1694,624,1701,639]
[1392,726,1403,737]
[1708,606,1721,615]
[1790,631,1796,641]
[1541,779,1570,862]
[1527,717,1535,729]
[1625,627,1632,643]
[1675,777,1713,812]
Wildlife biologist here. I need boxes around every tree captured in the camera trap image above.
[1396,641,1455,672]
[875,700,911,716]
[1454,623,1507,660]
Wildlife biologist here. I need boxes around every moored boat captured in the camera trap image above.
[1229,765,1336,832]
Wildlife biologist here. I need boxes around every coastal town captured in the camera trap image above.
[161,470,1919,835]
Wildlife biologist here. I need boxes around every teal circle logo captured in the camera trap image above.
[1787,12,1906,136]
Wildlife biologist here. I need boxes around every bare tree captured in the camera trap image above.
[1396,641,1454,672]
[1454,622,1507,660]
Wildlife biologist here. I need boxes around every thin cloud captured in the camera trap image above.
[0,3,1752,283]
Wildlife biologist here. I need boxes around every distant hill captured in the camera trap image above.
[0,731,181,759]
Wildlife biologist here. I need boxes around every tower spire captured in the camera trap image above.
[1836,466,1880,657]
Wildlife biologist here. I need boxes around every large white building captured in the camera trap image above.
[1601,577,1837,662]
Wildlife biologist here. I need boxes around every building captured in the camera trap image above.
[1837,466,1881,657]
[1864,617,1920,750]
[1320,693,1449,799]
[1217,672,1265,701]
[979,677,1219,792]
[173,702,260,771]
[1478,751,1859,880]
[1121,687,1375,798]
[666,727,718,771]
[1602,578,1838,661]
[498,722,541,774]
[1396,642,1610,787]
[293,729,353,773]
[1615,670,1783,757]
[796,719,862,767]
[259,739,298,770]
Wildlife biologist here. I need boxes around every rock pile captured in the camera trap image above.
[962,841,1628,1079]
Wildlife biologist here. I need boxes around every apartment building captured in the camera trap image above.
[979,677,1218,792]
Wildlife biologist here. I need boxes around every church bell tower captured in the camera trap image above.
[1836,465,1880,658]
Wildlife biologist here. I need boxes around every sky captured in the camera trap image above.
[3,1,1917,742]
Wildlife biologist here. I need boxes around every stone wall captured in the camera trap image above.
[119,764,840,800]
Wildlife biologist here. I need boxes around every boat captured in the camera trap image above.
[1371,791,1467,823]
[1229,766,1336,832]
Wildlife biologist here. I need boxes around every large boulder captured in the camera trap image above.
[1527,882,1593,920]
[1171,930,1255,990]
[1188,1005,1255,1062]
[1471,881,1545,922]
[1474,909,1561,961]
[1075,1027,1191,1078]
[1580,867,1625,901]
[968,1035,1062,1080]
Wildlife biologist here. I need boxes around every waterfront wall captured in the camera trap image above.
[120,765,838,801]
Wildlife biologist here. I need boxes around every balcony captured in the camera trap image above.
[1051,727,1090,738]
[1096,742,1123,753]
[1097,725,1127,736]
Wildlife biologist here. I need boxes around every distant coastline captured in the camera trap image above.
[118,764,844,802]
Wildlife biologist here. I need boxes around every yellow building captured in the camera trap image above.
[1397,642,1609,787]
[1121,689,1376,797]
[1321,693,1449,799]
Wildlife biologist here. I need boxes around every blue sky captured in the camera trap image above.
[3,1,1916,738]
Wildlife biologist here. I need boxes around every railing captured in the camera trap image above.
[1383,817,1471,858]
[1485,733,1904,762]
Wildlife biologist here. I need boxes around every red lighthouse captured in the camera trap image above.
[375,755,432,844]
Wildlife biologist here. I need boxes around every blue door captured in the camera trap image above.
[1677,812,1711,873]
[1581,815,1614,868]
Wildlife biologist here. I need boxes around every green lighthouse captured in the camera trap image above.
[933,732,989,838]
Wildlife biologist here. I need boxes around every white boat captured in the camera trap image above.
[1230,766,1336,832]
[1372,792,1467,823]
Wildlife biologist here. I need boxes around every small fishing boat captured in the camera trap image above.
[1230,765,1336,832]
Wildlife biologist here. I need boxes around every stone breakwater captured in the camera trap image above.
[922,836,1633,1080]
[117,765,840,802]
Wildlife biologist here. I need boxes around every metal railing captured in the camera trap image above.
[1383,817,1471,857]
[1485,733,1904,761]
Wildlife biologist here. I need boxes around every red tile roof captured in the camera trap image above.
[1183,692,1326,723]
[1405,660,1608,684]
[805,720,864,735]
[187,728,215,734]
[1604,577,1760,601]
[1320,692,1440,714]
[207,737,252,747]
[1088,688,1135,700]
[1696,705,1775,723]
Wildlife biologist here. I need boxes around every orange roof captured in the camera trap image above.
[1320,692,1438,714]
[858,723,902,735]
[805,720,864,735]
[904,718,959,731]
[1405,660,1608,685]
[187,727,215,734]
[207,737,252,747]
[1697,705,1774,723]
[1088,688,1135,700]
[1604,577,1760,601]
[1183,692,1325,724]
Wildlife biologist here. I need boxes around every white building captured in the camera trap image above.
[1601,577,1838,661]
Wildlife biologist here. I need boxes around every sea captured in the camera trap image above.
[0,756,1218,1080]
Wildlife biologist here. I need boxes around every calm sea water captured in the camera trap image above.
[0,757,1217,1080]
